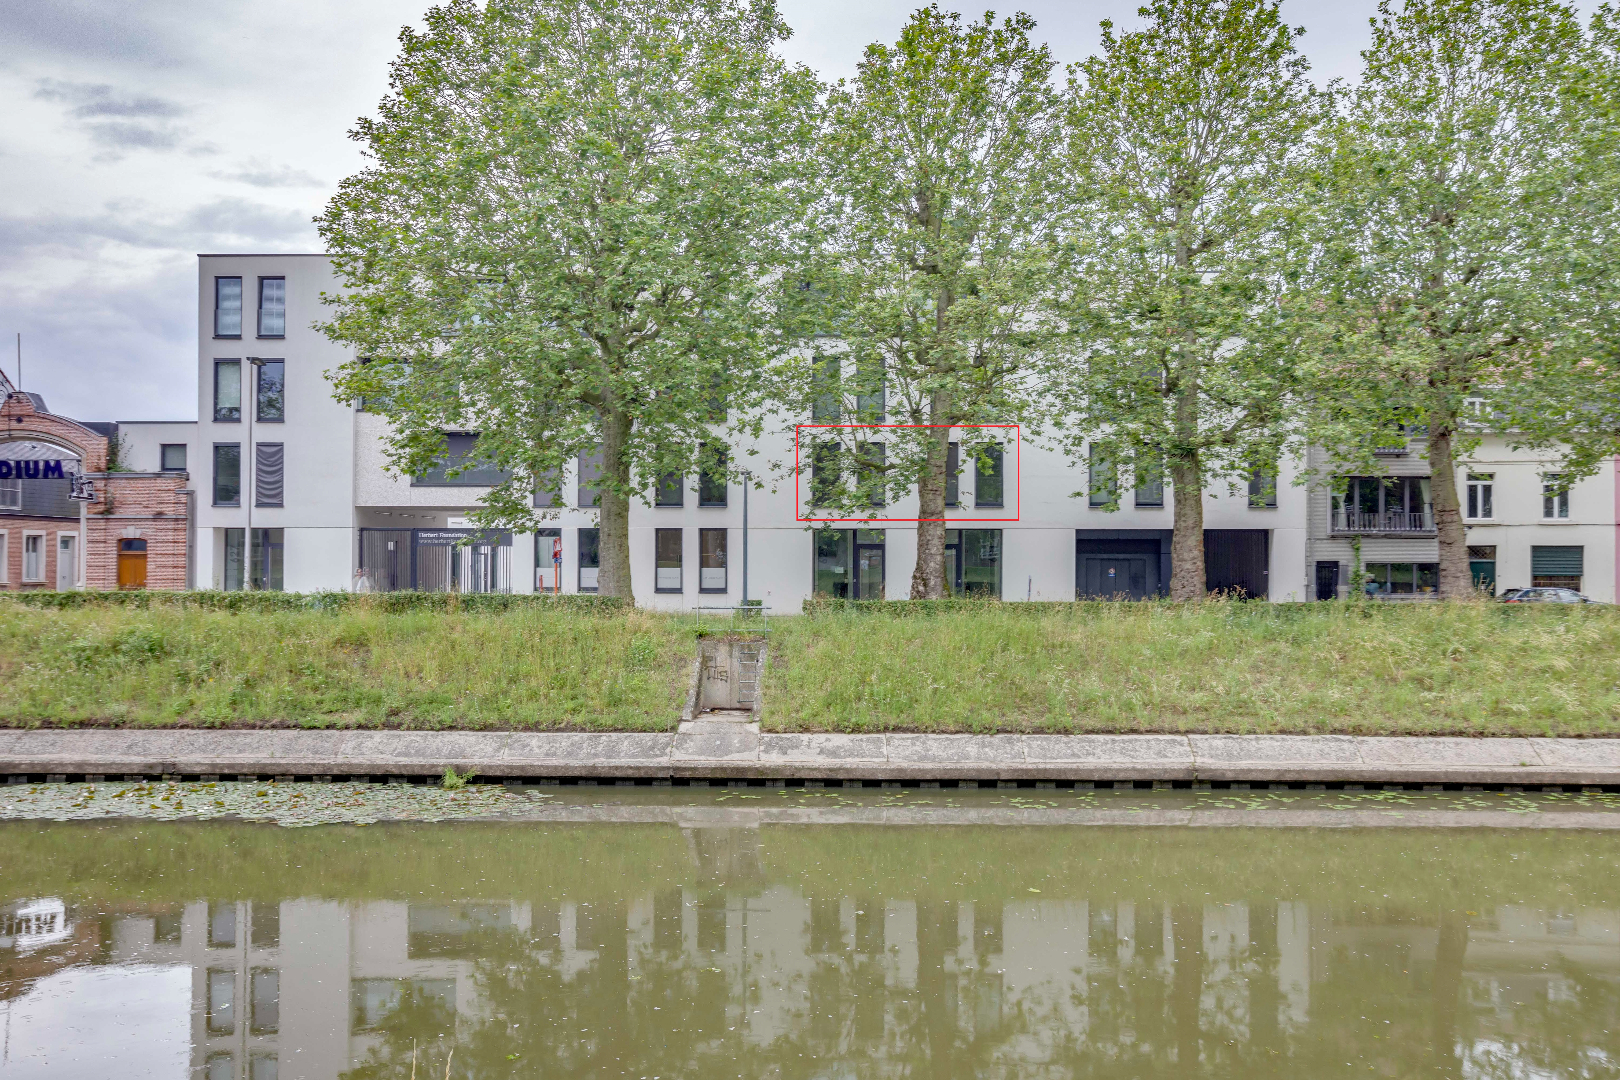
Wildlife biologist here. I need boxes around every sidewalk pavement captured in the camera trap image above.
[3,725,1618,786]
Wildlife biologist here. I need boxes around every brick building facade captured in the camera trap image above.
[0,382,191,591]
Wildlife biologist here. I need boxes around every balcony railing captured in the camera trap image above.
[1333,509,1435,533]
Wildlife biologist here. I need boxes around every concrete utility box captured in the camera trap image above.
[695,636,766,713]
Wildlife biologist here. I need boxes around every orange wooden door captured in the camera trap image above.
[117,552,147,589]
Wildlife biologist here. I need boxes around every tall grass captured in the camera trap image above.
[0,600,690,729]
[763,600,1620,735]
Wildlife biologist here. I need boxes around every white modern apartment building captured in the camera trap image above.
[103,254,1620,605]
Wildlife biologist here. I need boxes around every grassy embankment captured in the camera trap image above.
[1,594,1617,734]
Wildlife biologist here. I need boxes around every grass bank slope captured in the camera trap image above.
[2,597,1617,734]
[763,601,1620,736]
[0,602,689,729]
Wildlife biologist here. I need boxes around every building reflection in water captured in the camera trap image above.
[1,826,1618,1079]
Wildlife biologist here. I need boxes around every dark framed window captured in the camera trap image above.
[412,433,512,487]
[215,277,243,338]
[1088,445,1116,508]
[1362,562,1439,596]
[578,528,599,592]
[699,451,727,506]
[975,444,1004,508]
[213,443,241,505]
[809,441,839,507]
[1134,453,1163,507]
[250,529,283,591]
[578,449,603,508]
[699,528,727,592]
[160,444,187,471]
[1336,476,1432,530]
[214,360,242,422]
[945,528,1001,596]
[256,360,284,421]
[257,277,285,337]
[810,355,841,422]
[224,528,245,590]
[945,442,959,507]
[255,443,284,507]
[812,528,884,600]
[1248,465,1278,508]
[857,442,886,507]
[535,528,562,591]
[655,471,684,507]
[655,528,682,593]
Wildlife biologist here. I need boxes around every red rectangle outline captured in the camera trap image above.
[793,423,1021,523]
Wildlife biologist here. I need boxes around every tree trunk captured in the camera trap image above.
[910,404,952,600]
[1169,454,1205,601]
[597,405,635,603]
[1429,420,1472,599]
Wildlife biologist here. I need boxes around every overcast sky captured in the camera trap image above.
[0,0,1534,421]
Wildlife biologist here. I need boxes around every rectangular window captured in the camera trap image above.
[257,277,285,337]
[0,479,19,510]
[534,528,562,591]
[1088,445,1117,508]
[1467,472,1494,519]
[22,534,44,582]
[0,533,9,583]
[945,528,1001,597]
[655,471,684,507]
[858,442,885,507]
[215,277,243,337]
[809,441,839,507]
[974,444,1004,508]
[1543,475,1570,519]
[250,969,280,1034]
[1134,453,1164,508]
[1362,562,1440,596]
[224,529,246,590]
[577,528,599,592]
[256,360,284,421]
[255,444,283,507]
[699,451,727,507]
[160,444,187,471]
[213,444,241,505]
[1248,465,1278,508]
[1334,476,1433,531]
[250,528,284,591]
[655,528,682,592]
[1532,545,1583,589]
[854,358,885,422]
[578,449,603,508]
[411,433,512,487]
[810,355,841,422]
[207,969,235,1034]
[214,360,242,422]
[812,528,884,600]
[532,467,561,508]
[699,529,727,593]
[945,442,959,507]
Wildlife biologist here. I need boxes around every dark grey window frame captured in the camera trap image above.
[213,442,242,506]
[411,433,512,487]
[699,527,727,593]
[257,276,286,338]
[654,527,683,593]
[655,471,684,507]
[1248,465,1278,508]
[255,442,284,507]
[975,444,1004,508]
[160,443,188,471]
[214,277,243,338]
[214,359,242,423]
[699,451,727,507]
[255,359,285,423]
[577,527,600,592]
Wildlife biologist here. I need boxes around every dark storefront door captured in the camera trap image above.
[1081,556,1151,600]
[1315,560,1340,601]
[1204,530,1270,598]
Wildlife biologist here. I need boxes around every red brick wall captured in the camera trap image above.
[0,393,191,591]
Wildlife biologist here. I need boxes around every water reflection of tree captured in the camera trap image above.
[343,985,462,1080]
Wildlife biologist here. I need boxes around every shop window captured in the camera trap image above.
[812,528,884,600]
[945,529,1001,597]
[699,528,727,593]
[655,528,682,592]
[1362,562,1439,596]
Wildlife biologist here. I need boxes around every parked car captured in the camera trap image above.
[1502,587,1598,604]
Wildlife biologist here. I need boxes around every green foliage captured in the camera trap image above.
[1055,0,1327,599]
[767,600,1620,735]
[788,6,1065,597]
[4,589,627,615]
[440,766,474,789]
[1302,0,1620,595]
[318,0,821,599]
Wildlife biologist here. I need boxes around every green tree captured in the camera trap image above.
[1304,0,1620,597]
[1055,0,1325,600]
[318,0,819,601]
[793,6,1064,599]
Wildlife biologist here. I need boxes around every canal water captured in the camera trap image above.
[0,783,1618,1078]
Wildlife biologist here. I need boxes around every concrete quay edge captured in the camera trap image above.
[2,729,1619,786]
